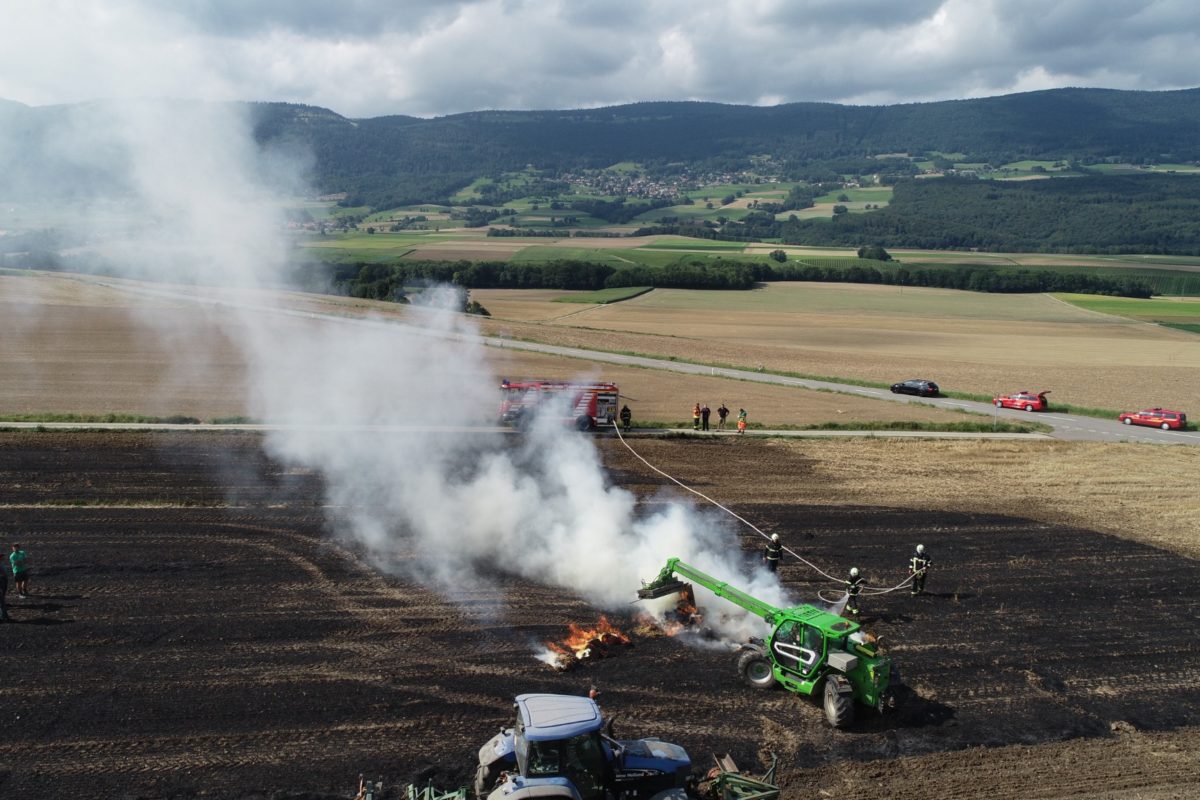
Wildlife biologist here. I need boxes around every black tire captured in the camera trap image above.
[737,649,776,690]
[474,762,502,799]
[823,676,855,729]
[575,415,593,431]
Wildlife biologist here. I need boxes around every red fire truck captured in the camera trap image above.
[499,379,620,431]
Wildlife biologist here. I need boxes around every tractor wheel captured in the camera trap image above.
[575,415,593,431]
[474,762,503,799]
[822,676,855,729]
[737,649,776,690]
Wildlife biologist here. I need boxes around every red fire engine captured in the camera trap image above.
[499,379,620,431]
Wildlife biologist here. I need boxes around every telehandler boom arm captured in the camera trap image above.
[638,557,783,624]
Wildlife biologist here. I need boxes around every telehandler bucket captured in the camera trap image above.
[637,578,692,600]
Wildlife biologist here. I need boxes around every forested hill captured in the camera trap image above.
[4,88,1200,206]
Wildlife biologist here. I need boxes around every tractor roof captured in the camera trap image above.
[786,604,860,636]
[516,693,602,741]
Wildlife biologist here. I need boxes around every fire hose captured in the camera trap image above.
[613,424,914,596]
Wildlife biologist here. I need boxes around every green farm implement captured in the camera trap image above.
[639,558,899,728]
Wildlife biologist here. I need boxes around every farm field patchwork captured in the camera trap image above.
[1,273,971,428]
[1057,293,1200,324]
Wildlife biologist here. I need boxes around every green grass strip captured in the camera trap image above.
[631,419,1045,434]
[553,286,653,304]
[0,413,202,424]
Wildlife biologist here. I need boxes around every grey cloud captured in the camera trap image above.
[762,0,945,33]
[172,0,473,37]
[1,0,1197,116]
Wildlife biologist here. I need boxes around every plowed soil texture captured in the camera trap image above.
[0,432,1197,799]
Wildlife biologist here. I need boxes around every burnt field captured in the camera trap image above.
[0,432,1198,799]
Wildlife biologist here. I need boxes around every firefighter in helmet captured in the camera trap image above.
[619,404,632,432]
[909,543,932,596]
[764,533,782,573]
[844,567,863,616]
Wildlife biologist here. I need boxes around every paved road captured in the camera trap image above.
[77,276,1200,446]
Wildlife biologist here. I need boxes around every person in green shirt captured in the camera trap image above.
[10,543,30,598]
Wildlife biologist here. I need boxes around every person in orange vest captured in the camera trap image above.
[737,408,747,434]
[692,403,701,431]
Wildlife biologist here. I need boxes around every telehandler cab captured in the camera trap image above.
[639,558,899,728]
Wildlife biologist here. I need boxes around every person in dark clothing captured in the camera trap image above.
[717,404,730,430]
[844,567,863,616]
[909,544,932,595]
[0,566,8,622]
[763,534,782,573]
[700,403,711,431]
[619,405,632,432]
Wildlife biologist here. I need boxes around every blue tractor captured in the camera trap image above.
[474,694,692,800]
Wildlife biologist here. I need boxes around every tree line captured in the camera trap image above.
[330,257,1152,300]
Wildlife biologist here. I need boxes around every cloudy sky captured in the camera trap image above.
[2,0,1196,118]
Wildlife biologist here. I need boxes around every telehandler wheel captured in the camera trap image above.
[737,649,776,690]
[823,676,855,728]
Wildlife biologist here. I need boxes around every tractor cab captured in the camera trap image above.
[765,606,894,716]
[476,694,691,800]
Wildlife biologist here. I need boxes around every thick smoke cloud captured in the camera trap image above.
[0,1,1195,117]
[0,90,790,640]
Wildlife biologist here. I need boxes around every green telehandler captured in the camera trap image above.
[639,558,899,728]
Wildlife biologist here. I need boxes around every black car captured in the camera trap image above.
[890,379,940,397]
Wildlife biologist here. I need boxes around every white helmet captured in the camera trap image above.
[849,567,860,578]
[916,544,925,554]
[771,533,780,542]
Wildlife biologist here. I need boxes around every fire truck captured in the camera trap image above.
[499,379,619,431]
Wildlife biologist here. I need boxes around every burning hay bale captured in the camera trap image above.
[634,585,704,638]
[536,616,632,671]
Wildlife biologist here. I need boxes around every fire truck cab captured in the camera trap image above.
[500,379,620,431]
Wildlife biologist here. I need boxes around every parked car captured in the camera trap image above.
[890,379,940,397]
[1118,408,1188,430]
[993,390,1050,412]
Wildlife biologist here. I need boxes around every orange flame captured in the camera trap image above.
[543,616,632,668]
[633,594,702,638]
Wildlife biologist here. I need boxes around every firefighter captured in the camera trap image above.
[844,567,863,616]
[909,543,932,595]
[764,533,782,573]
[692,403,701,431]
[619,404,632,432]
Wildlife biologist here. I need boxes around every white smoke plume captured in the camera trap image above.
[3,97,795,643]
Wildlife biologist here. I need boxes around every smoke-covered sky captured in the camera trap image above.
[2,0,1196,117]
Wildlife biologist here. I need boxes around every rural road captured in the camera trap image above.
[67,276,1200,446]
[485,337,1200,446]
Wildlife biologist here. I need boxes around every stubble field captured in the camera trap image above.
[471,283,1200,411]
[0,431,1197,799]
[0,273,970,427]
